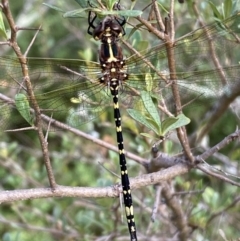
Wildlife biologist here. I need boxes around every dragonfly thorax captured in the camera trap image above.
[97,18,125,66]
[95,15,127,90]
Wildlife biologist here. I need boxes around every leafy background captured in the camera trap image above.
[0,0,240,241]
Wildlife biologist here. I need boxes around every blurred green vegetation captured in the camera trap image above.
[0,0,239,241]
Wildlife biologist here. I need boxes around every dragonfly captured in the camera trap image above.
[88,9,138,239]
[1,13,239,131]
[0,9,240,241]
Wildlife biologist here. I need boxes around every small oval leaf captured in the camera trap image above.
[63,8,90,18]
[43,3,66,13]
[140,90,161,127]
[127,109,160,134]
[15,93,33,126]
[74,0,89,8]
[0,12,7,39]
[161,113,190,136]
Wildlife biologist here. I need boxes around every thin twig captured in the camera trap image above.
[136,15,166,41]
[1,0,56,189]
[162,182,190,241]
[196,130,240,162]
[165,33,194,163]
[24,25,42,57]
[0,215,79,238]
[0,92,147,166]
[191,3,240,144]
[151,185,162,222]
[192,3,227,85]
[197,165,240,187]
[152,0,165,31]
[206,196,240,225]
[169,0,175,40]
[135,2,194,163]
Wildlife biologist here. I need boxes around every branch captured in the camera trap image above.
[146,151,184,172]
[0,93,147,166]
[195,130,240,186]
[162,182,190,241]
[1,0,56,188]
[0,163,190,203]
[146,129,240,186]
[196,130,240,162]
[197,165,240,187]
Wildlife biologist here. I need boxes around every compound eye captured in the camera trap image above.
[111,22,122,32]
[92,23,103,39]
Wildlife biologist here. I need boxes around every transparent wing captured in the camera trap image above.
[126,12,240,71]
[0,13,240,131]
[0,57,113,130]
[119,13,240,119]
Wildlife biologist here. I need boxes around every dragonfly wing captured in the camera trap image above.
[0,57,114,130]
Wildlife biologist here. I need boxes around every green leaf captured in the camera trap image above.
[74,0,89,8]
[223,0,233,18]
[232,0,240,13]
[196,179,203,190]
[202,187,219,208]
[202,187,215,204]
[156,1,169,14]
[161,113,190,136]
[140,132,158,140]
[145,116,162,134]
[122,115,139,135]
[132,40,149,52]
[145,73,153,92]
[63,8,90,18]
[208,1,223,20]
[127,109,160,134]
[42,3,66,13]
[2,232,11,241]
[100,10,142,17]
[127,92,189,138]
[108,0,117,10]
[161,116,179,135]
[66,5,142,18]
[140,90,161,127]
[0,11,7,39]
[15,93,33,126]
[78,48,93,62]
